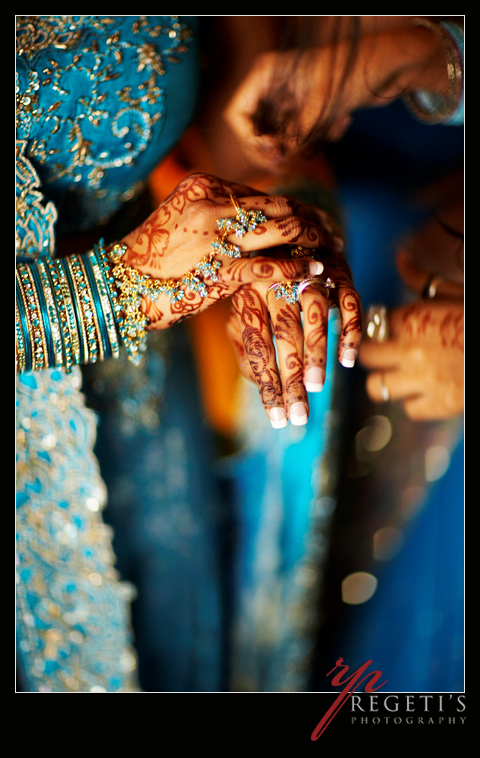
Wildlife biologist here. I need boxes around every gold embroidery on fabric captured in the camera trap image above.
[15,16,193,690]
[16,16,191,191]
[16,140,57,257]
[16,368,139,692]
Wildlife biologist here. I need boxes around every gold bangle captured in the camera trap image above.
[15,299,26,374]
[86,250,121,360]
[73,254,105,361]
[16,263,48,371]
[55,257,81,369]
[403,18,463,123]
[66,255,99,364]
[34,258,64,368]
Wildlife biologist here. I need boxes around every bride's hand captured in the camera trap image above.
[120,173,339,329]
[227,243,362,429]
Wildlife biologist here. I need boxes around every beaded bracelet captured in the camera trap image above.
[16,263,48,372]
[16,190,270,373]
[97,239,223,366]
[16,239,225,372]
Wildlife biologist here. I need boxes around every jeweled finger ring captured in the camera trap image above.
[196,253,221,282]
[291,246,323,262]
[230,194,266,231]
[269,280,300,305]
[291,246,310,258]
[365,304,389,342]
[297,276,336,298]
[380,373,390,402]
[216,195,267,240]
[422,272,444,299]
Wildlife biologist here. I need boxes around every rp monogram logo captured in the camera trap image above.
[311,657,389,739]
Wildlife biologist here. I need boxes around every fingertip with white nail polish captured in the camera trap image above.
[304,382,323,393]
[269,406,287,429]
[289,401,308,426]
[304,367,325,393]
[308,260,324,276]
[341,348,357,368]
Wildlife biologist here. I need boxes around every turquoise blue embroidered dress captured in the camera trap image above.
[16,15,200,692]
[17,15,464,695]
[16,15,340,694]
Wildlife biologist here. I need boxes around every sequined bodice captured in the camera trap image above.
[16,16,199,235]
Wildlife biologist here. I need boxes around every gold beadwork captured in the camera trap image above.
[34,258,64,368]
[15,300,26,374]
[101,241,223,365]
[55,257,82,369]
[17,263,48,371]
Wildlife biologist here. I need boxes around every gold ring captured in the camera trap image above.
[291,246,323,262]
[230,194,242,215]
[380,373,390,402]
[291,246,310,258]
[217,197,267,241]
[422,272,444,299]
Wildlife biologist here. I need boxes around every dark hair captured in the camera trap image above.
[250,16,464,154]
[250,17,362,153]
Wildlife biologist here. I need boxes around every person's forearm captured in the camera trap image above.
[394,24,455,97]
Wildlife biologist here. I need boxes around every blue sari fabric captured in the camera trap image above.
[16,16,199,234]
[17,14,347,693]
[17,16,463,695]
[224,312,341,692]
[16,15,202,692]
[84,327,226,693]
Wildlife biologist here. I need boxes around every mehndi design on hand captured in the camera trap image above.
[228,241,363,426]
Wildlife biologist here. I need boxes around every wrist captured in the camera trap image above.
[16,246,121,373]
[401,19,464,124]
[395,25,452,97]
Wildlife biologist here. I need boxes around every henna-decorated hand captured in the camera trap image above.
[227,241,362,429]
[360,253,464,420]
[119,173,337,328]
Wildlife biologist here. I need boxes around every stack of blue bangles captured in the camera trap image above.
[15,239,227,372]
[16,243,122,373]
[16,196,338,373]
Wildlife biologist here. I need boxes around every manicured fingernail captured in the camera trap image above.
[289,402,308,426]
[341,348,357,368]
[309,260,324,276]
[304,367,325,392]
[268,407,287,429]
